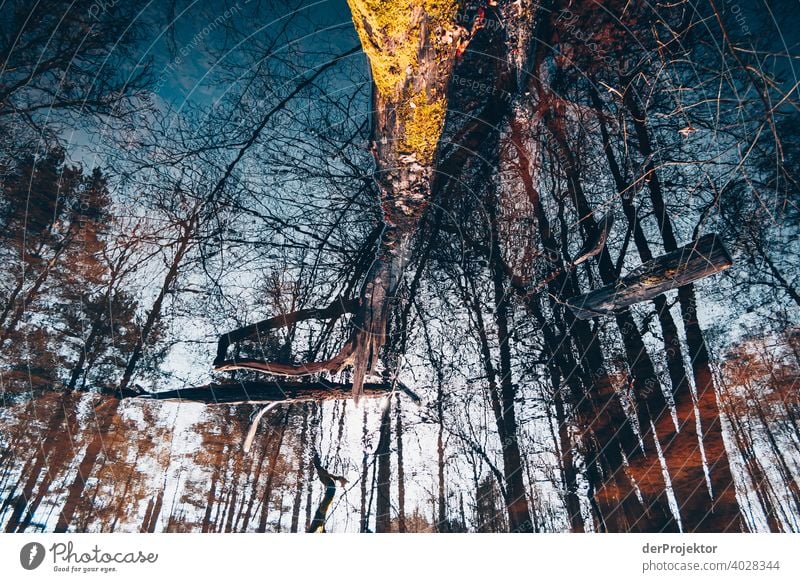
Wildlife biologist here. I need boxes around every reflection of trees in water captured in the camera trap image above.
[0,0,799,533]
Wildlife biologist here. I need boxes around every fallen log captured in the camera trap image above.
[122,380,420,405]
[566,233,733,319]
[213,296,359,366]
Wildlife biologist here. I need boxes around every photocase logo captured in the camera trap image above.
[20,542,46,570]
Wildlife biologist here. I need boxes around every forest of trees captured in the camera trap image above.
[0,0,798,533]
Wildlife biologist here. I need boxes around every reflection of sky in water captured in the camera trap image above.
[73,0,798,386]
[145,0,359,107]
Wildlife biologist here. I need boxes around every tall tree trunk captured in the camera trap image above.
[4,392,79,532]
[341,0,464,400]
[290,404,309,533]
[67,322,102,392]
[551,371,585,532]
[359,406,369,532]
[0,238,71,342]
[721,388,781,532]
[53,398,120,532]
[436,377,447,532]
[119,220,194,392]
[545,89,685,525]
[375,400,392,532]
[624,91,742,530]
[486,186,534,533]
[506,116,677,532]
[307,454,345,533]
[743,381,800,519]
[256,409,290,532]
[395,393,407,532]
[679,284,742,530]
[591,88,718,531]
[237,422,272,531]
[140,490,163,533]
[201,463,221,533]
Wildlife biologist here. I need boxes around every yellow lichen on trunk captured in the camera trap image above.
[399,95,447,164]
[347,0,461,164]
[347,0,459,96]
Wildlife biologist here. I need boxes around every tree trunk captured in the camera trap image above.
[506,112,676,531]
[624,92,742,530]
[395,393,407,532]
[119,220,194,392]
[722,388,781,532]
[0,238,71,343]
[486,187,534,533]
[375,400,392,532]
[54,398,120,532]
[339,1,465,400]
[306,454,345,533]
[67,321,102,392]
[566,235,733,319]
[130,380,418,405]
[5,392,79,532]
[290,405,309,533]
[359,406,369,532]
[256,409,289,532]
[436,377,447,532]
[592,94,727,531]
[551,372,585,532]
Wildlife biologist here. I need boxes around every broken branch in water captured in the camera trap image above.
[566,233,733,319]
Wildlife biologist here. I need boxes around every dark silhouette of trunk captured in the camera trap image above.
[256,409,290,532]
[4,392,79,532]
[486,185,533,533]
[237,423,273,531]
[306,454,346,533]
[624,90,742,531]
[223,459,241,533]
[551,371,585,532]
[107,446,142,532]
[395,394,407,532]
[201,464,220,533]
[130,380,415,405]
[506,116,677,532]
[140,490,163,533]
[375,401,392,532]
[290,404,309,532]
[547,86,741,532]
[475,476,506,532]
[545,90,676,509]
[66,248,132,391]
[506,117,639,530]
[680,284,742,531]
[119,218,194,392]
[721,388,781,532]
[359,406,369,532]
[0,273,26,332]
[67,322,102,392]
[54,398,120,532]
[304,417,316,531]
[591,88,723,532]
[742,382,800,518]
[757,248,800,308]
[0,237,71,342]
[568,310,678,532]
[436,377,447,532]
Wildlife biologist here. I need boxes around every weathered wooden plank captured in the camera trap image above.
[567,234,733,319]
